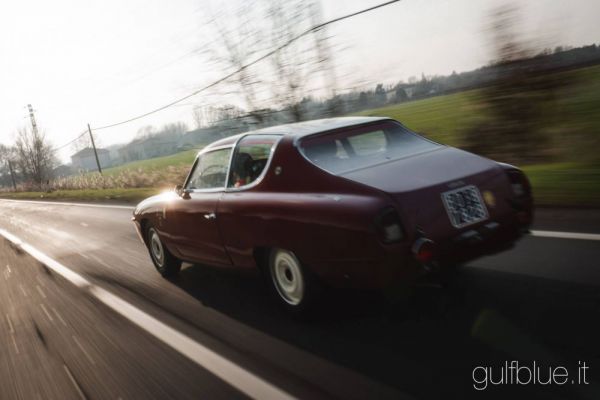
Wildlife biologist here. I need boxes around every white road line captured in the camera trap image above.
[90,255,111,269]
[40,304,54,322]
[36,285,47,298]
[72,335,96,365]
[0,227,295,400]
[80,222,89,227]
[6,314,14,333]
[530,230,600,242]
[52,307,68,327]
[11,335,19,354]
[19,284,28,297]
[0,229,90,288]
[6,264,11,273]
[63,364,87,400]
[0,199,135,210]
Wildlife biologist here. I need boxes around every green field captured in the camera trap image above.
[101,149,198,176]
[2,65,599,207]
[522,163,600,207]
[361,89,486,147]
[361,64,600,151]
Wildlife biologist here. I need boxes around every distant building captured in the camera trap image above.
[71,147,110,172]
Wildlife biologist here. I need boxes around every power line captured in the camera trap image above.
[91,0,402,131]
[53,130,88,151]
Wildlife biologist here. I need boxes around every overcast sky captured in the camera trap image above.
[0,0,598,163]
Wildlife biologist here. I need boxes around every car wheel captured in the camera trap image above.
[146,225,181,277]
[268,248,319,313]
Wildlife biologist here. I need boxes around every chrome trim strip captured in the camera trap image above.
[223,134,249,190]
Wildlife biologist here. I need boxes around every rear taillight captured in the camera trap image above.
[506,170,531,198]
[374,207,404,244]
[412,238,436,264]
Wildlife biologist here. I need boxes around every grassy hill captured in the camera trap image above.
[102,149,198,176]
[361,64,600,153]
[360,89,485,148]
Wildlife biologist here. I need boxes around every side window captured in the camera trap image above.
[185,148,232,190]
[228,134,280,188]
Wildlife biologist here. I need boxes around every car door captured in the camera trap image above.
[168,147,233,266]
[219,134,282,267]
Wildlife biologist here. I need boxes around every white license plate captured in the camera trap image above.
[441,185,488,228]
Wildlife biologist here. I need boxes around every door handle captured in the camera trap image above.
[204,212,216,220]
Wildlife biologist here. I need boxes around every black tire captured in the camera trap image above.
[267,248,320,314]
[146,225,181,277]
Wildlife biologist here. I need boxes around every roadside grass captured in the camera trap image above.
[522,163,600,207]
[0,188,163,204]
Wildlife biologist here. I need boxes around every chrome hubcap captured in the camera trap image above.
[271,250,304,306]
[149,229,164,267]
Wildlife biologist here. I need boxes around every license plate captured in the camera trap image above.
[441,185,488,228]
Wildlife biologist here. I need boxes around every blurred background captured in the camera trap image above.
[0,0,598,207]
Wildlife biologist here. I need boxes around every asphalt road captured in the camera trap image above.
[0,199,599,399]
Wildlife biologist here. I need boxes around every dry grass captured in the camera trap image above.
[49,165,189,191]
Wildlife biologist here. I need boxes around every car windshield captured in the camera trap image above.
[186,147,232,190]
[299,121,440,174]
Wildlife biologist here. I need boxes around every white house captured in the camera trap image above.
[71,147,110,172]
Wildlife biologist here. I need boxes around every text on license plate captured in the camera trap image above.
[441,185,488,228]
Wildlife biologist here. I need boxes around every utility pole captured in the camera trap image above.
[27,104,39,137]
[87,123,102,174]
[7,160,17,191]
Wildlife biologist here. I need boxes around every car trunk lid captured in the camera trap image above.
[339,147,514,240]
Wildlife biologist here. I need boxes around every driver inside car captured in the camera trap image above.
[230,152,253,188]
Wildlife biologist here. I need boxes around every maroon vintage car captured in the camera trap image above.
[132,117,533,312]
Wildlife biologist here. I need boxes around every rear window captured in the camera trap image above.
[299,121,440,174]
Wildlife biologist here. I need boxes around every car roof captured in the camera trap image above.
[203,116,391,150]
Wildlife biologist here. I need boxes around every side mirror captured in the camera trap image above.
[175,185,191,199]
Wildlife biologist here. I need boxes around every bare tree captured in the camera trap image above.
[192,107,204,129]
[464,4,573,164]
[14,127,56,188]
[203,0,337,123]
[135,125,156,139]
[192,105,245,128]
[0,144,18,189]
[160,122,188,137]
